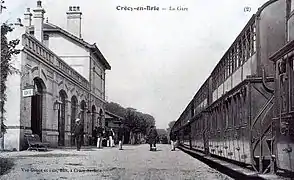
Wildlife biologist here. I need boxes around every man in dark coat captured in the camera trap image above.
[73,118,83,151]
[92,126,97,146]
[147,125,158,151]
[117,123,124,150]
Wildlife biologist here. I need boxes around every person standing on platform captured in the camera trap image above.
[170,132,176,151]
[102,128,108,147]
[104,128,109,147]
[117,123,124,150]
[92,126,97,146]
[96,125,103,148]
[109,128,115,147]
[147,125,158,151]
[73,118,83,151]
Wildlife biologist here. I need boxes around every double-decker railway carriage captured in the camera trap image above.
[171,0,294,176]
[189,78,210,153]
[176,102,193,147]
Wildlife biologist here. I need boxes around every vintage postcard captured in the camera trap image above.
[0,0,293,179]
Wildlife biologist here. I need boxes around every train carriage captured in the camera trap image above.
[190,78,210,152]
[171,0,293,176]
[269,0,294,173]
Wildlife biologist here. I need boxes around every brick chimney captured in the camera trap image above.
[33,0,45,42]
[66,6,82,38]
[24,8,32,27]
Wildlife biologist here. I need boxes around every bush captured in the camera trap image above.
[0,158,14,176]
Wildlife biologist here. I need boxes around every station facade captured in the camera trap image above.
[2,1,111,150]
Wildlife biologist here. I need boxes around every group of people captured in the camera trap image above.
[73,118,124,151]
[146,125,179,151]
[92,126,115,148]
[73,119,178,152]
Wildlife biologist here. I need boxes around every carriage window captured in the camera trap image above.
[225,106,229,129]
[291,0,294,12]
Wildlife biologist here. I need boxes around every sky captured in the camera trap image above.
[2,0,268,129]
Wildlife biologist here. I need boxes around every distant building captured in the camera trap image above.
[105,111,123,136]
[2,1,111,150]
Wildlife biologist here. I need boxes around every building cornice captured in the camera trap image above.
[23,33,90,92]
[29,23,111,70]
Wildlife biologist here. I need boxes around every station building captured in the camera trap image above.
[2,1,111,150]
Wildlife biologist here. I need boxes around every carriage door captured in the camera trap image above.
[275,57,294,172]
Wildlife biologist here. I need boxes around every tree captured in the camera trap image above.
[105,101,156,144]
[105,102,127,118]
[0,23,20,149]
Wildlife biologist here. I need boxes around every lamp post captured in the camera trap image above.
[54,100,62,146]
[86,109,92,145]
[78,108,85,145]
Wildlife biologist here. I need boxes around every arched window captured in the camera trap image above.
[71,96,78,145]
[58,90,67,146]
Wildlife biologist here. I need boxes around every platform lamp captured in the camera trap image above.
[89,110,99,131]
[53,100,62,146]
[53,100,62,126]
[97,115,102,127]
[78,108,84,124]
[91,111,99,128]
[86,109,94,145]
[53,100,62,110]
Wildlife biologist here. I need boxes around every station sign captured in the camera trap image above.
[22,85,35,97]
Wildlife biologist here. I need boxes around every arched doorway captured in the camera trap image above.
[31,78,45,140]
[80,100,86,145]
[71,96,78,146]
[58,90,67,146]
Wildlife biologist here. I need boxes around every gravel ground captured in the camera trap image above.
[0,144,232,180]
[0,158,14,176]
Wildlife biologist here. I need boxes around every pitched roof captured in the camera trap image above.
[105,111,124,120]
[29,23,111,70]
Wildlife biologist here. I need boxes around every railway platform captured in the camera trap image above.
[0,144,232,180]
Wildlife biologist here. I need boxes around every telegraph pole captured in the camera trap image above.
[0,0,6,151]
